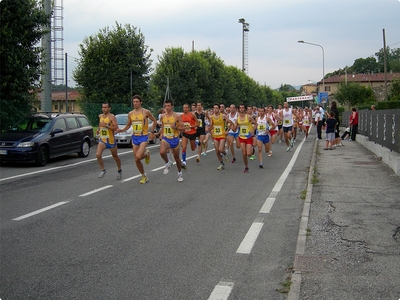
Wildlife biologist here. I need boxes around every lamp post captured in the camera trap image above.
[239,18,249,73]
[298,40,325,94]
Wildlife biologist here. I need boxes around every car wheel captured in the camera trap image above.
[78,139,91,157]
[36,146,48,166]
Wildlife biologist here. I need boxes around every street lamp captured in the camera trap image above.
[239,18,249,73]
[298,40,325,94]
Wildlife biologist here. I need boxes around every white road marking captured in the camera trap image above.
[236,221,264,254]
[13,202,68,221]
[259,197,276,214]
[208,281,234,300]
[79,185,113,197]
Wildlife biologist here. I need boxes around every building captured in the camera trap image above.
[34,90,82,113]
[318,73,400,96]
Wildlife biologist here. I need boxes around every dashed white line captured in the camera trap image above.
[13,202,69,221]
[208,281,234,300]
[236,221,264,254]
[79,185,113,197]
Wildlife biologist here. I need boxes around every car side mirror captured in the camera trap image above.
[51,128,64,136]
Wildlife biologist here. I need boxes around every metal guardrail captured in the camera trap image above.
[342,109,400,153]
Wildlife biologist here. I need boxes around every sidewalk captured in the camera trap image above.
[289,135,400,300]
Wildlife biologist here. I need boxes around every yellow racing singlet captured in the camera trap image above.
[211,114,225,138]
[237,114,253,139]
[162,114,179,139]
[99,115,115,144]
[130,109,148,136]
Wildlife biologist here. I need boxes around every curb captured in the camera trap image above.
[287,137,318,300]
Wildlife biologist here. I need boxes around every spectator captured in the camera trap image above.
[329,101,340,146]
[324,111,336,150]
[371,105,376,110]
[349,107,358,141]
[315,107,322,140]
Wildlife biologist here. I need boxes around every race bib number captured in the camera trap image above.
[198,119,203,127]
[239,125,249,137]
[304,119,309,125]
[184,122,191,131]
[132,121,143,135]
[100,127,109,138]
[164,125,174,137]
[258,124,267,135]
[284,119,290,124]
[213,126,222,135]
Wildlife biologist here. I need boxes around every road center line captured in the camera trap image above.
[13,202,69,221]
[236,221,264,254]
[79,185,113,197]
[208,281,235,300]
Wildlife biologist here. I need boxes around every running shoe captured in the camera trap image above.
[243,167,249,173]
[217,164,224,170]
[202,152,207,156]
[250,155,255,161]
[181,161,187,170]
[163,161,173,174]
[225,153,229,162]
[196,155,200,163]
[139,174,148,184]
[231,157,237,163]
[268,151,273,157]
[177,172,183,182]
[116,170,122,180]
[98,170,107,178]
[286,147,291,152]
[145,150,150,164]
[259,164,264,169]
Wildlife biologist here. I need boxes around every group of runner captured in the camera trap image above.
[96,95,314,183]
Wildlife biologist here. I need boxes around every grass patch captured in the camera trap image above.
[276,276,292,294]
[306,228,312,236]
[300,189,307,200]
[311,166,319,184]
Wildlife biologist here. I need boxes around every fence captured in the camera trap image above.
[342,109,400,153]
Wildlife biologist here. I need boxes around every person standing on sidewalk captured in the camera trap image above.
[315,107,323,140]
[96,102,122,180]
[117,95,157,184]
[349,107,359,141]
[324,111,336,150]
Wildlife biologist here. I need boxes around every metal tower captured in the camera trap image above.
[52,0,64,86]
[238,18,249,74]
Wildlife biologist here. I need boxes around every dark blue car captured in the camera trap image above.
[0,113,94,166]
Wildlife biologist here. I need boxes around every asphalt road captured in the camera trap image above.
[0,134,314,299]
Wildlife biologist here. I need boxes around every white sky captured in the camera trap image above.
[62,0,400,89]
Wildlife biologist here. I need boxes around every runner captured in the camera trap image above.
[256,107,273,168]
[117,95,157,184]
[227,104,240,163]
[276,103,284,143]
[96,102,122,180]
[280,101,294,152]
[209,103,233,170]
[180,103,199,169]
[235,104,257,173]
[302,106,312,139]
[292,108,298,143]
[202,111,212,156]
[159,99,184,182]
[247,106,257,160]
[194,102,206,161]
[266,105,278,156]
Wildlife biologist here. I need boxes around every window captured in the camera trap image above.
[53,118,67,131]
[77,117,90,127]
[54,104,58,110]
[66,117,79,130]
[324,86,331,92]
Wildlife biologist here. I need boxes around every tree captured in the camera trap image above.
[375,47,400,73]
[73,22,152,122]
[389,79,400,101]
[350,57,379,74]
[0,0,49,131]
[333,82,376,108]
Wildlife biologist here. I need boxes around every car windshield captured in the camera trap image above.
[116,115,128,125]
[9,117,52,133]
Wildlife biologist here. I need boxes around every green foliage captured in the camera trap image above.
[389,79,400,101]
[351,57,379,73]
[150,47,276,110]
[333,82,376,107]
[73,22,153,114]
[0,0,50,131]
[78,101,132,126]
